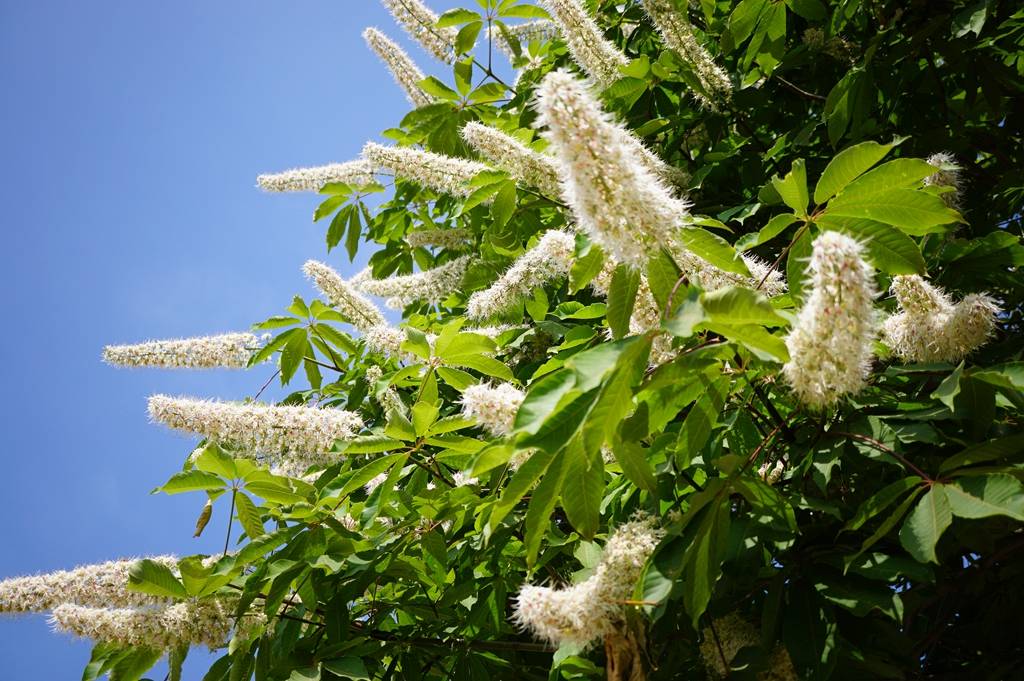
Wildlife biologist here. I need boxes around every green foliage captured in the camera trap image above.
[68,0,1024,679]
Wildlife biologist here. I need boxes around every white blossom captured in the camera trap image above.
[758,459,785,485]
[700,612,798,681]
[513,516,663,648]
[363,324,407,356]
[380,0,458,63]
[103,333,263,370]
[148,395,363,472]
[452,471,478,487]
[363,27,435,108]
[257,160,375,193]
[882,275,999,363]
[0,557,178,614]
[303,260,388,331]
[924,152,963,210]
[640,0,732,110]
[539,0,628,88]
[467,230,575,320]
[461,121,562,198]
[782,232,878,409]
[460,382,525,437]
[535,70,690,268]
[405,228,472,250]
[362,142,489,198]
[51,598,262,651]
[491,19,559,57]
[355,255,473,309]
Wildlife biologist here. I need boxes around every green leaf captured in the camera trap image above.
[609,439,658,494]
[607,263,641,340]
[931,363,964,410]
[456,21,483,55]
[816,216,925,275]
[842,477,922,533]
[437,366,476,391]
[785,0,826,21]
[939,433,1024,473]
[561,438,604,540]
[156,470,226,495]
[945,474,1024,522]
[676,376,729,468]
[737,213,800,251]
[813,140,896,204]
[786,226,813,301]
[701,286,787,327]
[128,559,187,599]
[235,492,265,540]
[681,497,731,625]
[321,657,370,680]
[826,188,960,235]
[418,76,460,101]
[662,289,705,338]
[569,243,606,294]
[676,226,751,276]
[838,157,937,197]
[489,448,557,531]
[771,159,809,217]
[280,327,309,385]
[437,8,480,27]
[899,485,952,564]
[524,445,569,566]
[703,322,789,362]
[850,486,925,564]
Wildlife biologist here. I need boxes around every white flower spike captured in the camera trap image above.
[467,230,576,320]
[103,333,262,370]
[882,275,999,363]
[782,231,878,409]
[257,160,375,193]
[535,70,690,268]
[380,0,458,64]
[363,27,435,109]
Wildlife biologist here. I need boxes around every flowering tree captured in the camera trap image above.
[3,0,1023,679]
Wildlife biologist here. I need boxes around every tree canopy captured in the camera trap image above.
[2,1,1023,680]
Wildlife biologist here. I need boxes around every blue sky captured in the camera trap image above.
[0,0,472,676]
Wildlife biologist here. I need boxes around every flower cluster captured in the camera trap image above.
[640,0,732,110]
[491,19,559,56]
[460,382,525,437]
[513,516,664,648]
[467,230,576,319]
[148,395,363,472]
[924,152,963,209]
[355,254,472,309]
[363,27,434,108]
[882,275,999,363]
[362,142,490,199]
[103,333,262,370]
[303,260,388,331]
[539,0,628,88]
[51,598,263,651]
[535,70,690,268]
[380,0,458,64]
[362,324,407,356]
[782,231,878,409]
[256,160,375,193]
[405,228,472,250]
[461,121,562,198]
[699,612,798,680]
[0,557,178,614]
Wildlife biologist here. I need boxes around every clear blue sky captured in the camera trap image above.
[0,0,471,676]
